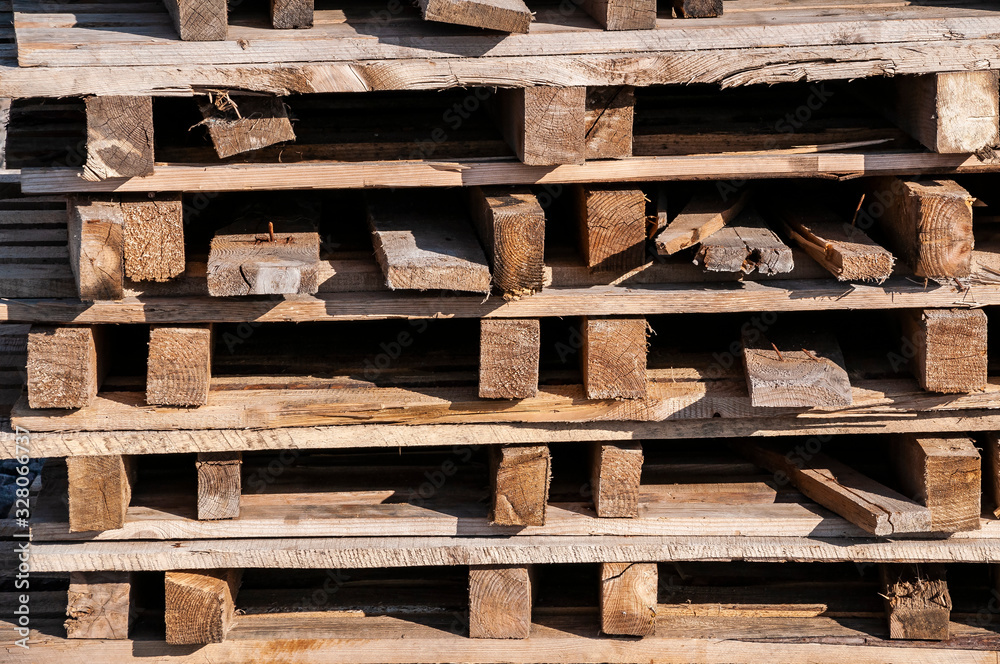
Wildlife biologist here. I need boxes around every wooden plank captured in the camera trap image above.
[121,193,185,283]
[67,195,124,301]
[197,451,241,520]
[880,564,951,640]
[582,0,655,30]
[734,442,932,537]
[207,218,322,296]
[26,325,106,409]
[65,571,133,639]
[576,186,646,272]
[417,0,531,32]
[655,187,749,256]
[271,0,313,28]
[591,442,643,518]
[66,455,135,532]
[869,178,974,279]
[890,435,981,534]
[468,565,533,639]
[197,95,296,159]
[899,308,987,394]
[479,319,540,400]
[741,328,852,408]
[0,98,9,169]
[497,87,586,166]
[468,187,545,299]
[165,569,242,645]
[585,86,634,158]
[82,97,154,181]
[490,444,551,527]
[988,433,1000,519]
[893,71,1000,154]
[162,0,227,40]
[693,207,794,275]
[599,562,657,636]
[581,317,647,399]
[672,0,722,17]
[146,325,212,406]
[367,193,491,294]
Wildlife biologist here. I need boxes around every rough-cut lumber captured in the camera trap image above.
[576,187,646,272]
[899,308,987,394]
[417,0,532,32]
[479,319,540,399]
[498,87,586,166]
[82,97,154,181]
[468,565,533,639]
[741,328,852,408]
[197,452,242,520]
[672,0,722,18]
[271,0,314,28]
[870,178,974,279]
[165,569,242,645]
[26,326,106,410]
[582,0,655,30]
[581,317,647,400]
[734,442,931,537]
[66,455,135,532]
[147,325,212,407]
[584,87,634,158]
[121,194,185,283]
[880,564,951,641]
[67,196,124,301]
[600,562,657,636]
[65,571,134,640]
[693,207,794,275]
[890,435,980,534]
[469,187,545,299]
[490,444,551,526]
[655,187,749,256]
[162,0,228,41]
[207,219,322,296]
[197,95,296,159]
[367,193,492,294]
[591,442,643,518]
[892,71,1000,154]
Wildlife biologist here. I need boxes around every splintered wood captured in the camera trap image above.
[479,319,540,399]
[469,187,545,299]
[65,571,134,639]
[880,564,952,640]
[207,219,322,296]
[27,326,106,409]
[600,562,657,636]
[581,317,648,399]
[66,455,135,532]
[469,565,533,639]
[891,435,981,533]
[741,329,852,408]
[655,187,748,256]
[165,569,242,644]
[591,442,643,518]
[417,0,532,32]
[198,95,296,159]
[490,444,551,526]
[197,451,242,520]
[83,97,154,181]
[892,71,1000,154]
[498,87,586,166]
[694,208,794,275]
[147,325,212,406]
[900,308,987,393]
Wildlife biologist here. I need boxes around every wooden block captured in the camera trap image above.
[469,187,545,299]
[585,86,635,158]
[693,207,794,275]
[27,325,106,409]
[82,97,154,181]
[417,0,532,32]
[600,562,657,636]
[900,308,987,393]
[198,95,296,159]
[121,194,185,282]
[735,442,932,536]
[162,0,228,40]
[985,433,1000,519]
[880,564,951,640]
[207,219,322,296]
[655,187,749,256]
[591,442,643,518]
[498,87,586,166]
[367,192,492,294]
[197,451,242,520]
[582,0,655,30]
[870,178,974,279]
[741,328,852,408]
[147,325,213,407]
[271,0,314,28]
[165,569,242,645]
[67,196,124,301]
[490,444,551,526]
[66,455,135,532]
[893,71,999,154]
[468,565,533,639]
[0,98,9,170]
[672,0,722,17]
[65,571,134,639]
[582,317,647,399]
[479,319,540,399]
[576,186,646,272]
[891,435,981,533]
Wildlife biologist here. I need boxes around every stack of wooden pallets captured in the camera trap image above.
[4,0,1000,661]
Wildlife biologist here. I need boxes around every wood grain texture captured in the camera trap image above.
[146,325,212,407]
[162,0,228,40]
[197,451,242,520]
[82,97,153,181]
[591,442,643,518]
[741,328,852,408]
[576,186,646,272]
[582,0,655,30]
[417,0,532,32]
[67,195,124,301]
[880,564,951,641]
[121,194,185,283]
[479,319,540,399]
[890,435,980,534]
[469,187,545,299]
[672,0,722,18]
[900,308,987,394]
[66,455,135,532]
[468,565,533,639]
[893,71,1000,154]
[65,571,134,640]
[581,317,647,400]
[694,207,793,275]
[498,87,586,166]
[585,86,634,158]
[271,0,314,28]
[165,569,242,644]
[600,562,657,636]
[490,444,551,526]
[207,219,322,296]
[655,187,749,256]
[198,95,296,158]
[986,433,1000,519]
[0,98,9,170]
[26,326,106,410]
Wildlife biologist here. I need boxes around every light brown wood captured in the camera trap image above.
[67,196,124,301]
[581,317,647,400]
[66,455,135,532]
[146,325,212,407]
[490,444,551,526]
[600,562,657,636]
[198,95,296,158]
[880,564,951,641]
[890,435,980,534]
[741,328,852,408]
[498,87,586,166]
[893,71,1000,154]
[468,565,533,639]
[655,187,749,256]
[576,186,646,272]
[585,86,634,158]
[591,442,643,518]
[271,0,314,28]
[479,319,540,400]
[988,433,1000,519]
[207,219,322,296]
[693,207,793,275]
[672,0,722,17]
[165,569,242,644]
[417,0,531,32]
[162,0,228,40]
[82,97,154,181]
[469,187,545,299]
[121,194,185,283]
[197,451,242,520]
[27,326,106,410]
[65,571,134,640]
[899,308,987,394]
[582,0,655,30]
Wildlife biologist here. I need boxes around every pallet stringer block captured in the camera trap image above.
[576,186,646,272]
[165,569,243,644]
[147,324,213,407]
[582,0,655,30]
[197,451,242,520]
[162,0,228,40]
[672,0,722,18]
[490,444,551,526]
[65,571,135,639]
[591,442,643,517]
[469,565,534,639]
[585,86,635,158]
[66,455,136,532]
[67,196,125,301]
[899,308,987,393]
[600,562,657,636]
[581,317,648,399]
[880,563,952,641]
[417,0,532,32]
[271,0,314,28]
[890,434,981,533]
[26,325,108,409]
[497,87,586,165]
[479,319,540,399]
[468,187,545,299]
[82,97,154,181]
[891,71,1000,154]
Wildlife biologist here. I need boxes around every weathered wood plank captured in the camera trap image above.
[207,219,322,296]
[693,207,794,275]
[197,95,296,159]
[468,565,533,639]
[899,308,987,394]
[67,196,124,301]
[600,562,657,636]
[584,86,634,158]
[890,435,980,534]
[582,0,655,30]
[65,571,134,640]
[27,326,106,410]
[490,444,551,527]
[165,569,242,644]
[162,0,228,40]
[880,564,951,641]
[479,319,540,400]
[576,186,646,272]
[417,0,531,32]
[581,317,647,399]
[741,328,852,408]
[497,87,586,166]
[82,97,154,181]
[892,71,1000,154]
[469,187,545,299]
[146,325,212,407]
[121,194,185,283]
[655,187,748,256]
[66,455,135,532]
[271,0,314,28]
[197,451,242,520]
[591,442,643,518]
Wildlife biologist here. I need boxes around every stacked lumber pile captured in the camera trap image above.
[3,0,1000,661]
